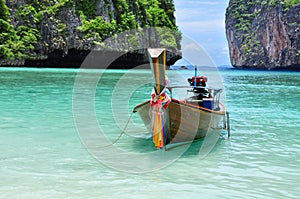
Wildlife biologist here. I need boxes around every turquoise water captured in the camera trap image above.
[0,68,299,198]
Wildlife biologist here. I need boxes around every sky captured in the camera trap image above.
[173,0,231,66]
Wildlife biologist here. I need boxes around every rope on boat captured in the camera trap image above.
[103,112,133,147]
[103,111,230,148]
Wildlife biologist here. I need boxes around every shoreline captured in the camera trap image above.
[0,49,181,69]
[1,65,300,73]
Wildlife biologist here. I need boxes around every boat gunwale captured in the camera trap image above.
[133,98,226,115]
[133,100,151,113]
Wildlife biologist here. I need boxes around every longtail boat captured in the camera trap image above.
[133,49,230,149]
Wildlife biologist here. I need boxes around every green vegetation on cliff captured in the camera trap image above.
[282,0,300,7]
[226,0,299,35]
[0,1,39,60]
[0,0,179,63]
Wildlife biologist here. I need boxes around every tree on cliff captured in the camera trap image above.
[0,0,180,66]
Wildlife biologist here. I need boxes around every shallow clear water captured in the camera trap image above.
[0,68,299,198]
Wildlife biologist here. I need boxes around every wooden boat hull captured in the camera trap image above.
[133,99,226,145]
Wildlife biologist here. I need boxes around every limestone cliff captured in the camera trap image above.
[0,0,181,67]
[226,0,300,70]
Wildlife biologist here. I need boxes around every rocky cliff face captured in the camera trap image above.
[226,0,300,70]
[0,0,180,67]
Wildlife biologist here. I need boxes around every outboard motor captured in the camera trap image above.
[188,76,207,85]
[187,76,209,99]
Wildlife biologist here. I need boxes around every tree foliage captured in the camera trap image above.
[1,0,180,61]
[283,0,300,7]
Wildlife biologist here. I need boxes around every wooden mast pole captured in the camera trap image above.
[148,48,170,149]
[148,48,166,94]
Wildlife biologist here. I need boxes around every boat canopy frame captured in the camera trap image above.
[167,86,223,110]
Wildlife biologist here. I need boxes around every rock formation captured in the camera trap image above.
[226,0,300,70]
[0,0,181,68]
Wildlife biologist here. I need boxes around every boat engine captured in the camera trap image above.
[187,76,209,99]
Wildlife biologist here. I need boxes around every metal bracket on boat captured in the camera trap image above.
[223,112,231,138]
[211,112,231,139]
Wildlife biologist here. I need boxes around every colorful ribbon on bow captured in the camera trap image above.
[150,88,171,149]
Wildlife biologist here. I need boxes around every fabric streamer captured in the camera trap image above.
[150,88,171,149]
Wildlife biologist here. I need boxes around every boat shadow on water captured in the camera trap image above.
[126,129,228,157]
